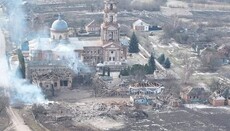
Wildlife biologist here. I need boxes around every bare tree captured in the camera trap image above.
[200,48,222,71]
[182,53,199,84]
[209,79,223,92]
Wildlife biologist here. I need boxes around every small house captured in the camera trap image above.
[209,95,225,107]
[85,20,101,35]
[132,19,149,32]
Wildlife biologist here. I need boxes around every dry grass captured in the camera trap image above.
[0,110,10,131]
[17,108,48,131]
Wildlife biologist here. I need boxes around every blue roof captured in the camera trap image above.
[21,42,29,51]
[51,16,68,32]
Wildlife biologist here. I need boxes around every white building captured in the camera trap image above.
[132,19,149,31]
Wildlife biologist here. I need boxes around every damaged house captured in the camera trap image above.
[129,82,164,106]
[180,86,210,103]
[26,61,74,90]
[129,82,164,95]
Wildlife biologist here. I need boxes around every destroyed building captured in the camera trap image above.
[180,86,210,104]
[129,82,164,95]
[128,82,164,106]
[26,61,74,90]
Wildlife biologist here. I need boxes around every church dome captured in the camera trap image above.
[51,15,68,32]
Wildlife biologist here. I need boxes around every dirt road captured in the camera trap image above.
[4,107,31,131]
[0,29,31,131]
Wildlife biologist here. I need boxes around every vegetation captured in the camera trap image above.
[200,48,222,71]
[17,49,26,78]
[164,58,171,69]
[120,54,156,76]
[157,54,165,65]
[129,32,139,53]
[131,0,167,11]
[147,53,156,74]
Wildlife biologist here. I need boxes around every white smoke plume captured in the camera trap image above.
[0,0,46,105]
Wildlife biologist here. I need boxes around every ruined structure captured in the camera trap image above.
[129,82,164,95]
[24,0,127,90]
[26,61,73,89]
[180,86,209,103]
[128,82,164,106]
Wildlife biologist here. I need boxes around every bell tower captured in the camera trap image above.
[101,0,120,45]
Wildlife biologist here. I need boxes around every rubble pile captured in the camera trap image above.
[32,101,152,130]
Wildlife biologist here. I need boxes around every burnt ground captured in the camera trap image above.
[119,107,230,131]
[31,98,230,131]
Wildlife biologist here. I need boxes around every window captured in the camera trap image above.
[109,57,111,61]
[113,57,115,61]
[60,80,68,87]
[109,32,113,40]
[59,35,62,40]
[110,4,113,10]
[111,51,114,54]
[54,82,57,87]
[110,16,113,23]
[63,81,68,86]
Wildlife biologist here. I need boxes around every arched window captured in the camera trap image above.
[110,4,113,10]
[110,16,113,22]
[109,32,113,40]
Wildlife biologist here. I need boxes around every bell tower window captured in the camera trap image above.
[110,4,113,10]
[110,16,113,23]
[109,32,113,40]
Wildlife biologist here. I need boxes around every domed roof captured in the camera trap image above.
[51,15,68,32]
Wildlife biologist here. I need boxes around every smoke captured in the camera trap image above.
[52,43,91,73]
[6,0,28,44]
[0,0,46,105]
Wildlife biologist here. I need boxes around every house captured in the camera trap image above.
[217,44,230,64]
[130,95,153,105]
[209,92,225,106]
[132,19,149,31]
[85,20,101,35]
[180,86,209,103]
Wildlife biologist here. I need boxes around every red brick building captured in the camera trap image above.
[209,96,225,107]
[180,86,209,103]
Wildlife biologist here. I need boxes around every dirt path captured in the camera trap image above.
[5,107,31,131]
[0,29,31,131]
